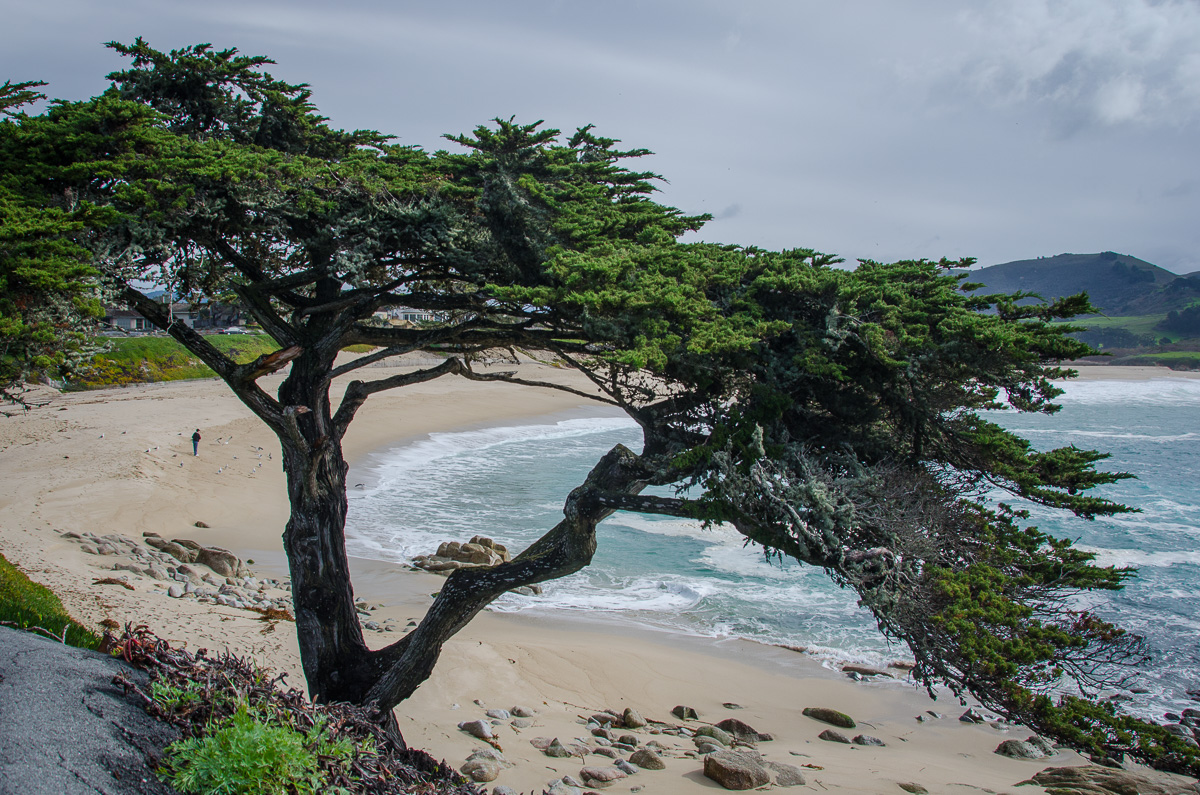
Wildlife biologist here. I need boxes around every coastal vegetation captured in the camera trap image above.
[0,552,99,649]
[3,38,1197,776]
[69,333,280,388]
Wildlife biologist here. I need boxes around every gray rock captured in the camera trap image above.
[671,705,699,720]
[994,739,1046,759]
[458,719,494,740]
[486,708,511,720]
[802,707,856,729]
[560,775,584,787]
[461,758,500,782]
[628,749,666,770]
[723,702,744,710]
[79,544,98,555]
[695,740,724,755]
[852,734,886,746]
[615,760,637,775]
[1017,765,1197,795]
[623,707,647,728]
[715,718,772,742]
[493,786,518,795]
[898,783,929,794]
[0,626,181,795]
[196,545,240,577]
[579,766,627,787]
[546,783,579,795]
[694,725,733,746]
[593,746,619,759]
[167,584,185,598]
[591,727,614,740]
[512,718,534,728]
[467,747,511,767]
[959,708,985,724]
[842,664,893,678]
[511,705,536,718]
[765,761,806,787]
[818,729,851,743]
[545,738,573,758]
[617,733,638,747]
[1025,735,1056,756]
[702,750,771,790]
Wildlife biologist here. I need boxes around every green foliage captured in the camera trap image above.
[0,81,102,403]
[0,552,99,648]
[161,703,351,795]
[70,334,279,388]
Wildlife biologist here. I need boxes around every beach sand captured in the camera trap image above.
[3,360,1197,794]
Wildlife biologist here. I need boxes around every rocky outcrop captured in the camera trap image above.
[412,536,513,573]
[1017,765,1199,794]
[802,706,856,729]
[703,750,771,790]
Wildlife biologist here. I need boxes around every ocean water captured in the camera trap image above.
[346,378,1200,717]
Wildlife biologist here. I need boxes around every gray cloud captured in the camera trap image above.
[1,0,1197,273]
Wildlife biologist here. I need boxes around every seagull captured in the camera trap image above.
[216,467,224,474]
[145,448,151,453]
[98,434,104,439]
[354,483,365,489]
[179,463,184,467]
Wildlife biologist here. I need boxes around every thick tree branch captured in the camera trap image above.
[456,362,618,406]
[365,444,649,711]
[122,285,283,427]
[331,358,465,439]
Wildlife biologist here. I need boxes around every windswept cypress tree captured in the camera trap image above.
[4,40,1195,774]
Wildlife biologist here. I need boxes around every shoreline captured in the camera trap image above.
[2,362,1197,793]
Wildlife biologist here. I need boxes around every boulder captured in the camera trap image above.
[593,747,619,759]
[852,734,886,747]
[764,761,806,787]
[614,760,637,775]
[994,739,1047,759]
[493,787,518,795]
[623,707,647,728]
[842,664,893,678]
[579,766,627,788]
[959,708,985,724]
[617,734,638,747]
[167,584,184,598]
[898,783,929,795]
[715,718,772,742]
[511,705,536,718]
[702,750,771,790]
[486,709,511,720]
[628,749,665,770]
[195,546,241,577]
[1017,765,1198,795]
[529,737,554,750]
[671,705,699,721]
[544,739,573,758]
[802,707,856,729]
[694,725,733,746]
[461,759,500,782]
[458,719,494,740]
[818,729,851,744]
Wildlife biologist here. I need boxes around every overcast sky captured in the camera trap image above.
[5,0,1199,273]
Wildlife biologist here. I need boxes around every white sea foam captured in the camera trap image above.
[1076,546,1200,569]
[1054,378,1200,406]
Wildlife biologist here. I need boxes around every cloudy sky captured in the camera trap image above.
[5,0,1199,273]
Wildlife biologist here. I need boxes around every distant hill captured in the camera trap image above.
[967,252,1200,316]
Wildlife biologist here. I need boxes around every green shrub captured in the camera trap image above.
[0,552,100,648]
[70,334,280,389]
[161,704,352,795]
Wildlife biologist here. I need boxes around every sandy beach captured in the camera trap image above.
[2,361,1197,794]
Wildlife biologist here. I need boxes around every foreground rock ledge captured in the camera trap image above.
[0,626,180,795]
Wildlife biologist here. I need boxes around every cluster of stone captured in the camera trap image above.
[413,536,511,572]
[62,530,293,615]
[411,536,543,596]
[456,701,807,792]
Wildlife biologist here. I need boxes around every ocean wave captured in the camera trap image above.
[1076,546,1200,569]
[1053,378,1200,406]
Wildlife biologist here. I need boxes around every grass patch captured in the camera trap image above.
[70,334,281,389]
[341,344,377,354]
[0,552,100,648]
[1112,351,1200,369]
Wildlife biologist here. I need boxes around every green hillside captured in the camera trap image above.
[70,334,280,389]
[967,252,1200,316]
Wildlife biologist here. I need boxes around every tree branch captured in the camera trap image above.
[456,361,618,406]
[331,358,465,439]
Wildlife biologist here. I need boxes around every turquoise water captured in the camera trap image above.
[346,378,1200,717]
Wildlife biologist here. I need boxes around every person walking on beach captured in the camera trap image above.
[192,429,201,456]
